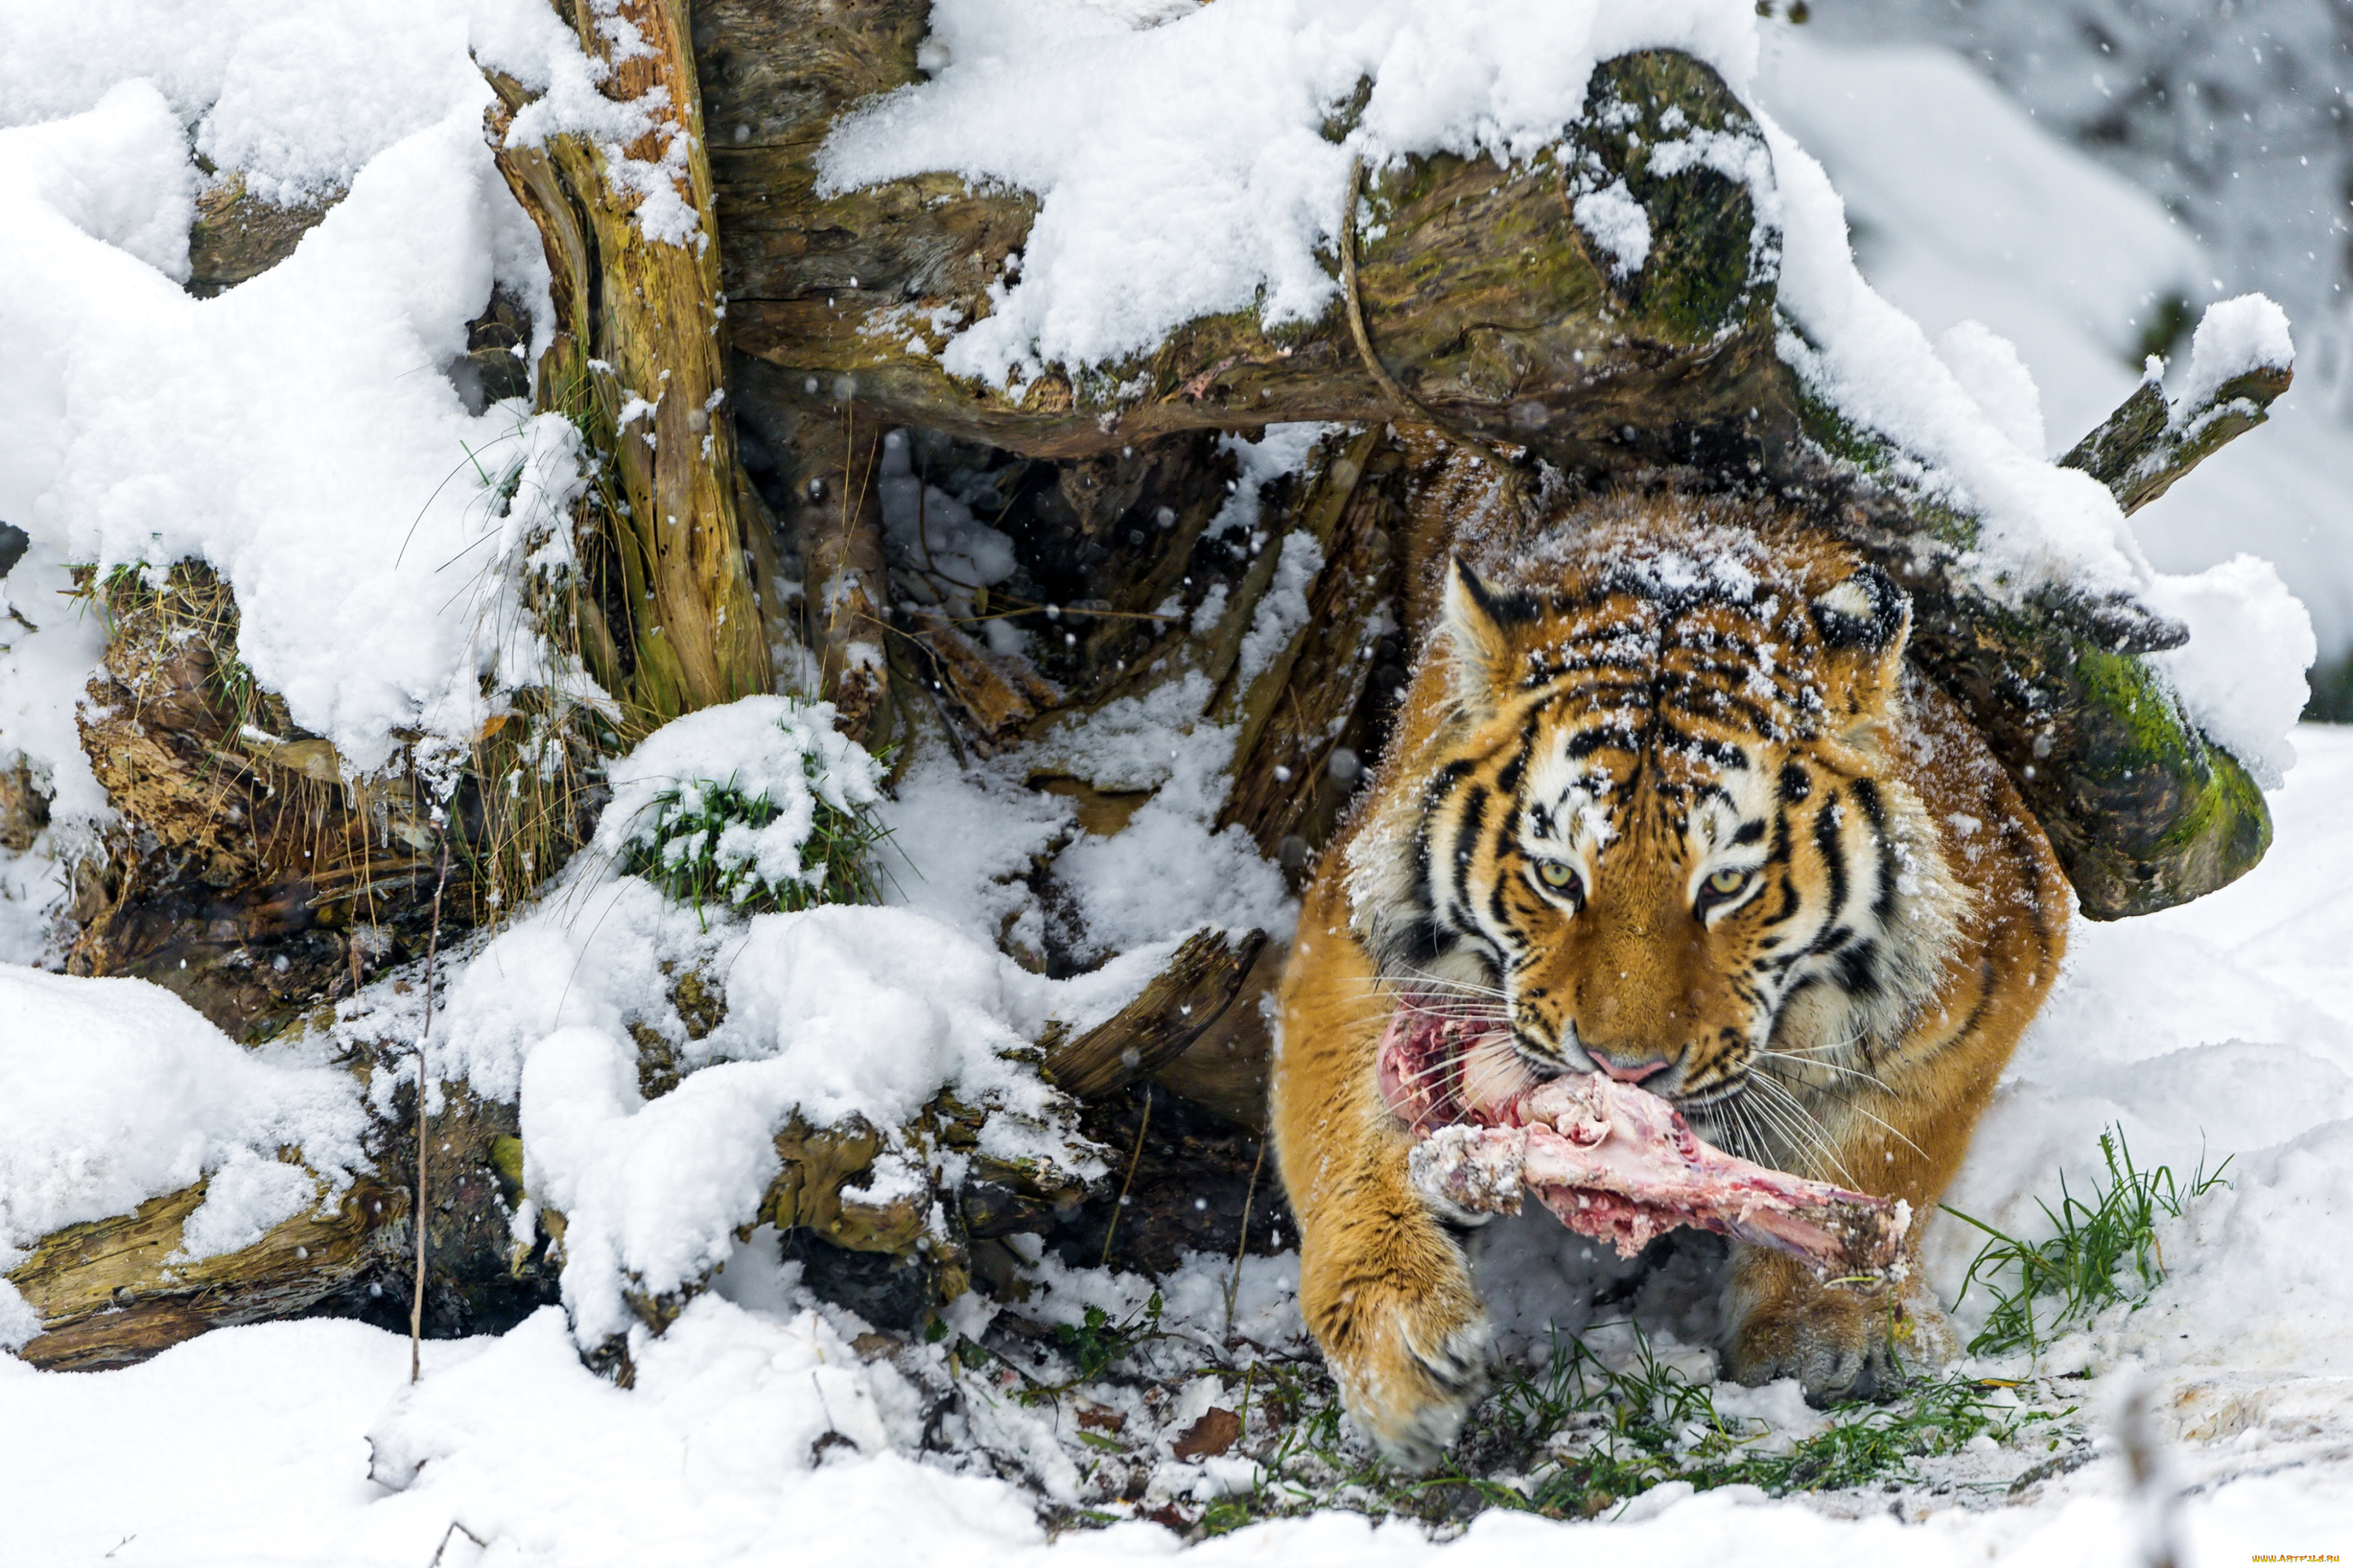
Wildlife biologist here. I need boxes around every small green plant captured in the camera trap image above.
[1047,1293,1167,1389]
[1185,1326,2050,1534]
[604,696,891,924]
[627,757,891,917]
[1944,1126,2232,1359]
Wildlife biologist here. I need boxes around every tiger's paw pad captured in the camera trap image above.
[1330,1307,1494,1472]
[1726,1294,1904,1405]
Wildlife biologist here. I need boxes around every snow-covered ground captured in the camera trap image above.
[5,729,2352,1567]
[3,0,2351,1563]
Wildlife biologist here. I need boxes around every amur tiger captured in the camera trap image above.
[1271,490,2069,1467]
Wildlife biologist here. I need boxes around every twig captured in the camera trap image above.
[1099,1093,1153,1268]
[1224,1134,1267,1336]
[429,1521,487,1567]
[411,833,452,1385]
[1339,155,1516,472]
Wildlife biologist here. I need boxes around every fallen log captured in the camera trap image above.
[693,15,2277,919]
[1041,927,1268,1100]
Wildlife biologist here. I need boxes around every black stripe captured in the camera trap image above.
[1450,785,1490,934]
[1850,777,1897,923]
[1833,939,1882,999]
[1813,793,1849,927]
[1412,759,1479,919]
[1566,725,1644,760]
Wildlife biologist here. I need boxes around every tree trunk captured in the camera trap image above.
[484,0,771,727]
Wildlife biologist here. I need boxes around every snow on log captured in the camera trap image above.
[690,9,2282,917]
[2060,294,2296,518]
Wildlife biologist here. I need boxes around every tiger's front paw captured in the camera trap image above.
[1723,1249,1954,1405]
[1727,1286,1897,1404]
[1304,1243,1492,1470]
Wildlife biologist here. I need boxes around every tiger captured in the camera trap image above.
[1270,489,2069,1467]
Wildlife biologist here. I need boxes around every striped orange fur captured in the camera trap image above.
[1272,493,2068,1467]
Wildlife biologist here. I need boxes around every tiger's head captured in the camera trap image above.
[1347,514,1964,1129]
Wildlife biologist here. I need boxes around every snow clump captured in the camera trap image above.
[2171,293,2295,425]
[595,695,889,913]
[0,965,367,1269]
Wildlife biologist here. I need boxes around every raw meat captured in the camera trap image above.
[1380,1003,1907,1279]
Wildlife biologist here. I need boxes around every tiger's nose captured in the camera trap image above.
[1589,1051,1671,1085]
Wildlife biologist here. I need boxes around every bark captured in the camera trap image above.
[781,409,894,742]
[2061,361,2294,517]
[708,36,1791,471]
[185,173,335,298]
[63,565,601,1038]
[8,1077,534,1372]
[484,0,771,727]
[1041,927,1269,1100]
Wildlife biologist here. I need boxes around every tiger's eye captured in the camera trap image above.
[1538,860,1579,891]
[1707,868,1748,896]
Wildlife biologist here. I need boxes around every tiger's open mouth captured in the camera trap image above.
[1375,995,1906,1281]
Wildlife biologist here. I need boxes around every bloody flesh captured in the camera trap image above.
[1378,1003,1906,1279]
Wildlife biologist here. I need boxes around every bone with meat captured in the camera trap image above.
[1379,1004,1907,1280]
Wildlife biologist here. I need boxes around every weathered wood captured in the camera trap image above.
[709,40,1793,472]
[2061,360,2293,517]
[65,565,601,1036]
[1214,427,1407,866]
[1821,372,2280,919]
[485,0,770,725]
[185,173,335,298]
[783,411,893,740]
[1903,581,2272,920]
[7,1079,536,1371]
[1043,927,1269,1100]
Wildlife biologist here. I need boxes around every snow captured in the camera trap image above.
[420,870,1109,1348]
[817,0,1762,386]
[1047,718,1295,962]
[1,0,2350,1561]
[0,46,570,780]
[594,694,887,908]
[0,964,367,1264]
[7,729,2353,1561]
[1571,179,1652,281]
[2174,293,2298,423]
[2144,554,2315,787]
[1755,28,2353,674]
[1753,28,2321,774]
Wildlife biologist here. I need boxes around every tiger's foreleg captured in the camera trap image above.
[1273,876,1494,1469]
[1724,930,2063,1399]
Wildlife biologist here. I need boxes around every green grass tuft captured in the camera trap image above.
[1177,1327,2058,1535]
[623,752,892,921]
[1944,1126,2232,1360]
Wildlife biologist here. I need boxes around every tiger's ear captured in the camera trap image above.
[1809,566,1911,746]
[1440,556,1523,720]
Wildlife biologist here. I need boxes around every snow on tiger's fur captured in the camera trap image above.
[1271,491,2069,1468]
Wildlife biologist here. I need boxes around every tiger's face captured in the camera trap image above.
[1348,524,1960,1126]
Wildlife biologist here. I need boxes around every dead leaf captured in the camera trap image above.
[1172,1406,1241,1460]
